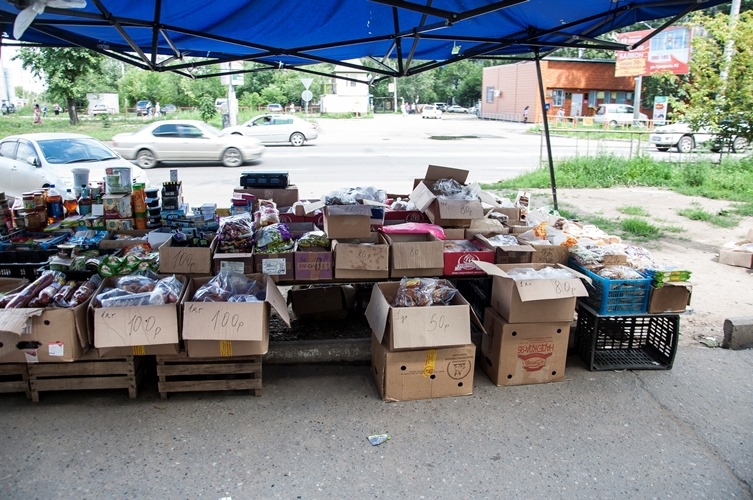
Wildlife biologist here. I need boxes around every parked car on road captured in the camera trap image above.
[0,133,149,201]
[1,101,16,115]
[161,104,178,115]
[421,104,443,119]
[266,103,283,113]
[135,100,152,116]
[650,122,749,153]
[445,105,468,113]
[223,114,318,147]
[111,120,265,169]
[89,104,110,116]
[593,103,648,127]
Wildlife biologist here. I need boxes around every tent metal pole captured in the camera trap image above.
[534,52,558,210]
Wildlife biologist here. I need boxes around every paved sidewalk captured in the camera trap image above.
[1,346,751,498]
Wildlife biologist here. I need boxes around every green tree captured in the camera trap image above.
[14,47,102,124]
[674,11,753,145]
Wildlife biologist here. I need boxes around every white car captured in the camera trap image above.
[593,104,648,127]
[421,104,443,119]
[0,133,149,201]
[650,122,749,153]
[223,114,318,147]
[445,105,468,113]
[111,120,265,169]
[89,103,110,116]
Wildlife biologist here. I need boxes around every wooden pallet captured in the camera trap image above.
[28,351,144,403]
[0,364,31,399]
[156,354,262,400]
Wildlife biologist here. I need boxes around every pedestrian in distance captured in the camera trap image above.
[42,104,48,117]
[32,103,42,125]
[523,105,529,124]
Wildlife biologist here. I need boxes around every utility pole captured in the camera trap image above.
[720,0,741,84]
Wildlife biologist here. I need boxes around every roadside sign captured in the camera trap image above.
[301,78,313,90]
[301,90,313,102]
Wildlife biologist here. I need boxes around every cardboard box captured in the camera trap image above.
[371,335,475,402]
[365,281,473,350]
[409,165,484,228]
[332,236,389,280]
[481,307,569,386]
[475,262,589,323]
[648,282,692,313]
[442,239,495,277]
[213,252,254,275]
[234,185,299,211]
[474,234,535,265]
[323,205,372,239]
[289,285,355,320]
[92,275,186,349]
[718,229,753,268]
[254,251,294,282]
[104,218,134,231]
[98,229,152,251]
[159,235,215,275]
[103,193,133,219]
[381,232,444,278]
[383,209,430,224]
[97,343,180,358]
[0,300,91,363]
[294,246,333,281]
[463,218,508,239]
[526,243,571,265]
[181,274,290,356]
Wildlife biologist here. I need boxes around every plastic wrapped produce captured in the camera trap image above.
[5,271,65,309]
[597,266,644,280]
[296,230,330,249]
[432,178,477,200]
[254,223,294,253]
[217,212,254,253]
[150,275,183,304]
[68,275,102,307]
[254,199,280,227]
[392,277,458,307]
[505,267,576,281]
[192,271,265,302]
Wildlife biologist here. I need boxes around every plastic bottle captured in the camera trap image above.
[78,186,92,216]
[45,184,64,224]
[63,188,79,217]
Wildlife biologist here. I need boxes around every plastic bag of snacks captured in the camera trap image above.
[254,223,294,253]
[254,199,280,227]
[192,271,265,302]
[217,212,254,253]
[296,230,330,249]
[391,277,458,307]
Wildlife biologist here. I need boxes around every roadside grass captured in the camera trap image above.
[620,217,661,239]
[618,205,650,217]
[677,206,740,228]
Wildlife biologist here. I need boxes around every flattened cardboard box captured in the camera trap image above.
[332,236,389,280]
[481,307,569,386]
[365,281,473,351]
[159,234,215,275]
[648,282,692,314]
[380,232,443,278]
[371,335,475,402]
[181,274,290,357]
[92,275,187,349]
[475,262,589,323]
[0,299,91,363]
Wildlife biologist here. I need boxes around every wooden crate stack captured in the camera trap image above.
[0,364,31,399]
[28,351,145,403]
[156,354,262,399]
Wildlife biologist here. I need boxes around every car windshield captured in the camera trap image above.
[38,138,119,164]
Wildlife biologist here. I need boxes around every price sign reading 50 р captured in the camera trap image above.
[210,310,245,333]
[127,314,162,340]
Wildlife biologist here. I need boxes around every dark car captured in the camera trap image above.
[161,104,178,115]
[135,100,152,116]
[1,101,16,115]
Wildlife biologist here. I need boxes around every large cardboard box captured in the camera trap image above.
[381,232,444,278]
[289,285,355,321]
[474,233,535,264]
[463,218,508,239]
[0,297,91,363]
[254,251,295,282]
[92,275,187,349]
[234,185,299,211]
[475,262,589,323]
[481,307,569,386]
[527,243,571,265]
[294,246,333,281]
[442,239,495,277]
[410,165,484,227]
[181,274,290,357]
[159,235,215,275]
[365,281,473,350]
[371,335,475,402]
[332,236,389,280]
[647,282,692,313]
[323,205,372,239]
[213,252,254,274]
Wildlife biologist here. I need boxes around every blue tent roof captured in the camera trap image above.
[0,0,729,79]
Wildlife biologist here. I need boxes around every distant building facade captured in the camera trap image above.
[320,60,370,114]
[481,58,642,123]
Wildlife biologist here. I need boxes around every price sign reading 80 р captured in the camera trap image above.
[550,279,573,297]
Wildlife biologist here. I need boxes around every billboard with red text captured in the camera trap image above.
[615,26,691,77]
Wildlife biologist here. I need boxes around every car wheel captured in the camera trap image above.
[656,146,670,152]
[676,136,694,154]
[290,132,305,147]
[136,149,158,169]
[732,137,748,153]
[608,120,618,127]
[222,147,243,167]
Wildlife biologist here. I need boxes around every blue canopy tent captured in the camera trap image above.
[0,0,730,206]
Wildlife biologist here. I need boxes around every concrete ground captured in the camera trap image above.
[1,344,751,499]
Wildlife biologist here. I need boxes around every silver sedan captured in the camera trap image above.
[111,120,265,169]
[223,114,318,147]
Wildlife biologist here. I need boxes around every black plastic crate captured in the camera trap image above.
[0,250,50,279]
[575,302,679,371]
[455,277,492,323]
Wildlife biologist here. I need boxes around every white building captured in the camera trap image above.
[320,60,370,114]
